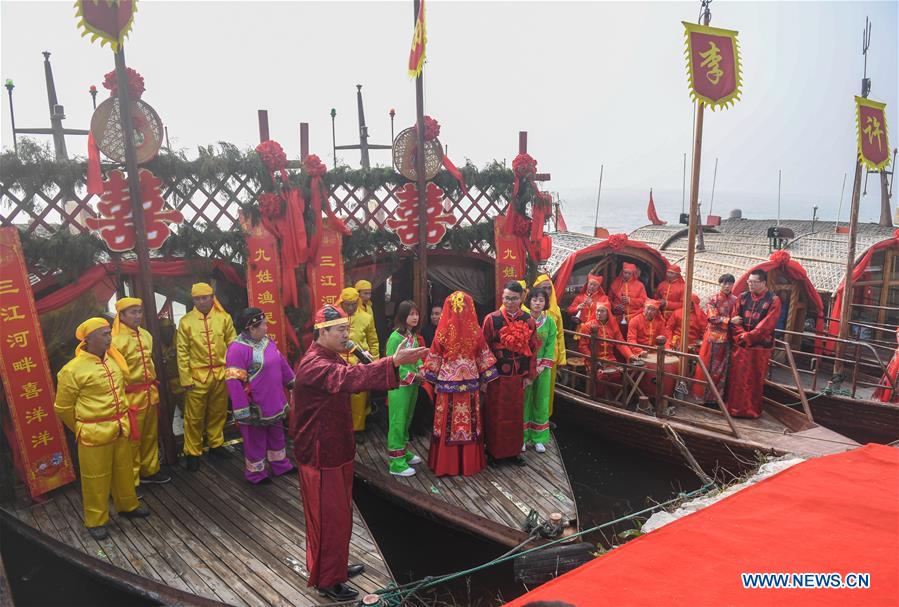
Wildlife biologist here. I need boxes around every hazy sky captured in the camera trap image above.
[1,0,897,228]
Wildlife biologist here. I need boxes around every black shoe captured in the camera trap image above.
[208,446,230,458]
[513,456,527,467]
[120,505,150,519]
[140,472,172,484]
[186,456,200,471]
[87,525,108,540]
[347,563,365,578]
[317,583,358,601]
[355,432,365,445]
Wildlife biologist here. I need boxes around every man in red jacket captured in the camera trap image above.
[291,305,427,600]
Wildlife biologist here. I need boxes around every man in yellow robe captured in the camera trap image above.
[354,279,374,317]
[176,283,237,470]
[339,287,380,442]
[112,297,171,489]
[54,318,150,540]
[534,274,566,417]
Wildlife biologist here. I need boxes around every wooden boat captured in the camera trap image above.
[354,405,579,548]
[2,444,394,607]
[553,332,859,477]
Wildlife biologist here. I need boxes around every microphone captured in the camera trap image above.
[345,340,373,364]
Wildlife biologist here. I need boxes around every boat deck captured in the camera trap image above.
[354,405,578,546]
[671,404,858,459]
[5,445,394,607]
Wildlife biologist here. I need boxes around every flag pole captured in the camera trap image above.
[593,164,604,229]
[413,0,429,314]
[679,3,712,373]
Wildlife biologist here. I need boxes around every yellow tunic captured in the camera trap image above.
[345,309,379,431]
[54,349,139,526]
[113,326,161,483]
[113,326,159,410]
[176,308,237,387]
[54,350,132,446]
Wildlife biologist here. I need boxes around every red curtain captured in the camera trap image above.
[552,235,672,294]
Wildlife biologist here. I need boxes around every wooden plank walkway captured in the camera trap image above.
[355,405,578,546]
[7,444,394,607]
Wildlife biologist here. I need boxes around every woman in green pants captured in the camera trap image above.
[386,300,425,476]
[523,288,556,453]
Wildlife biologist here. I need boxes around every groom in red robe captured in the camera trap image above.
[726,269,782,418]
[291,305,427,601]
[483,281,537,465]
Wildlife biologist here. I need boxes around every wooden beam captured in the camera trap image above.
[257,110,269,142]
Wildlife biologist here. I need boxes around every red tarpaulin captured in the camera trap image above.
[505,444,898,606]
[552,233,671,294]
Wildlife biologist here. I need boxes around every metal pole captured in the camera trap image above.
[708,157,718,216]
[681,152,687,213]
[413,0,429,313]
[389,108,396,143]
[330,108,337,167]
[89,85,98,110]
[4,81,16,155]
[113,47,176,464]
[593,164,604,228]
[777,169,782,227]
[835,172,847,229]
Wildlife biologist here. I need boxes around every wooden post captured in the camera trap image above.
[413,0,429,314]
[258,109,269,142]
[113,47,176,464]
[654,335,667,416]
[879,171,893,227]
[300,122,309,161]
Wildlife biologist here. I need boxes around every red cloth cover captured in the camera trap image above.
[505,444,899,607]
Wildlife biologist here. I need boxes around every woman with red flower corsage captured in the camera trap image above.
[482,281,537,466]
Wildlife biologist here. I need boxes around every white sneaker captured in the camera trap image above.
[521,444,527,452]
[390,467,416,477]
[535,443,546,453]
[407,454,422,465]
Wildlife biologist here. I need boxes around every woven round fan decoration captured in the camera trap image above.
[392,126,443,181]
[90,96,163,164]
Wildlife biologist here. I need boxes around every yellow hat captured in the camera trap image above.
[76,317,110,341]
[190,282,225,314]
[354,279,372,291]
[112,297,142,336]
[75,317,129,373]
[191,282,214,297]
[340,287,360,303]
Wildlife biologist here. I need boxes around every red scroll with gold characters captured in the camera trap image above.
[856,97,891,171]
[493,215,526,304]
[244,222,288,350]
[0,227,76,497]
[683,22,742,110]
[307,218,345,309]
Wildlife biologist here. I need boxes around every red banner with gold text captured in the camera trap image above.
[856,97,891,171]
[307,218,345,309]
[683,22,742,110]
[494,215,526,305]
[0,227,76,497]
[244,222,288,350]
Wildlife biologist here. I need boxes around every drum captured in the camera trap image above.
[565,357,587,390]
[638,354,679,398]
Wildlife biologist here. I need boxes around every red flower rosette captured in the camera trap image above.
[258,192,282,220]
[769,250,791,266]
[499,319,533,356]
[512,153,538,178]
[423,116,441,141]
[607,233,628,251]
[102,67,145,99]
[255,140,288,174]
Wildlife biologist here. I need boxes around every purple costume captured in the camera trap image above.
[225,335,295,483]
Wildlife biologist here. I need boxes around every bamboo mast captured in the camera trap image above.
[679,4,712,372]
[835,17,873,378]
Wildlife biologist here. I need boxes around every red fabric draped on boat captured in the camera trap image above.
[505,444,899,607]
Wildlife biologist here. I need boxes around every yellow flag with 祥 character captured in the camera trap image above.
[855,97,891,172]
[408,0,427,78]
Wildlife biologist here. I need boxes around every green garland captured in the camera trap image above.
[19,230,107,281]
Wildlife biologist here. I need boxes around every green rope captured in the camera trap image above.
[368,481,718,606]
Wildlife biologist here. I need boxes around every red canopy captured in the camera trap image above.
[505,444,898,606]
[552,233,671,294]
